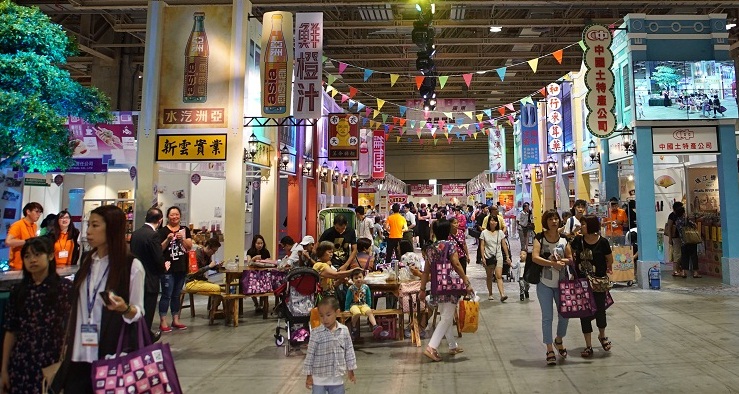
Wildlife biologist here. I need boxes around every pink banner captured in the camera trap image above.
[441,184,466,197]
[372,130,385,179]
[410,184,434,196]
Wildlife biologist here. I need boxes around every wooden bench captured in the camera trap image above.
[179,288,222,318]
[245,292,273,320]
[208,293,247,327]
[338,309,403,340]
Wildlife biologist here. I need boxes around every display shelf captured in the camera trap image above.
[80,198,135,252]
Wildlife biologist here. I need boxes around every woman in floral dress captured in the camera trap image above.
[1,237,73,393]
[419,218,474,362]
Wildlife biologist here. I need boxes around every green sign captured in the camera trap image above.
[24,178,50,187]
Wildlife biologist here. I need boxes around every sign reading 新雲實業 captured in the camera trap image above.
[156,134,227,161]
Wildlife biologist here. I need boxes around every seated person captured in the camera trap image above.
[185,238,222,293]
[399,240,428,339]
[279,235,316,270]
[312,241,355,305]
[345,270,384,340]
[341,238,375,272]
[247,234,271,263]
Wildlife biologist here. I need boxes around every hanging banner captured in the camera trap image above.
[583,24,616,138]
[156,134,227,161]
[561,82,574,151]
[293,12,323,118]
[410,184,434,197]
[328,113,360,159]
[358,129,372,178]
[520,102,539,164]
[158,5,232,129]
[372,130,385,179]
[261,11,294,118]
[488,124,506,172]
[546,82,564,153]
[442,184,466,197]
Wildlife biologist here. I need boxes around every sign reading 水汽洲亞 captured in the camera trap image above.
[328,113,359,160]
[156,134,227,161]
[652,126,719,154]
[583,24,616,138]
[292,13,323,119]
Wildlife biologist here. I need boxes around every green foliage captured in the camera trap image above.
[650,65,682,92]
[0,0,112,173]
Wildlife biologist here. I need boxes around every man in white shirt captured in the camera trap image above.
[516,202,533,242]
[402,204,416,245]
[355,206,374,242]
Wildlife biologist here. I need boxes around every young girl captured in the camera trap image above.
[1,237,73,393]
[479,215,509,302]
[304,297,356,393]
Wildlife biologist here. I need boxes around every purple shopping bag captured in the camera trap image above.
[430,241,467,296]
[241,270,273,295]
[91,320,182,394]
[558,266,597,319]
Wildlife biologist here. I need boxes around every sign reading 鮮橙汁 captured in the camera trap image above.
[583,25,616,138]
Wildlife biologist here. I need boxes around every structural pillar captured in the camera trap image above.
[260,129,279,254]
[633,126,658,288]
[601,139,619,201]
[716,123,739,285]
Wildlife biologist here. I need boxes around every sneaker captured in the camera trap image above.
[372,325,384,339]
[159,325,172,333]
[520,293,525,301]
[419,330,427,340]
[500,295,508,303]
[404,328,411,339]
[172,323,188,330]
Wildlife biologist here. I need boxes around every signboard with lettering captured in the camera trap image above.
[156,134,227,161]
[652,126,718,154]
[328,113,359,160]
[488,124,506,172]
[64,158,108,173]
[66,111,137,166]
[583,24,616,138]
[546,82,564,153]
[410,184,434,196]
[371,130,385,179]
[441,184,466,197]
[292,13,323,119]
[520,102,539,164]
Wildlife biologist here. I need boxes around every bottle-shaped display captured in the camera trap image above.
[263,14,288,114]
[183,12,209,103]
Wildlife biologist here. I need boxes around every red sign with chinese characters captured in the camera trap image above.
[546,82,564,153]
[292,13,322,118]
[328,113,359,160]
[372,130,385,179]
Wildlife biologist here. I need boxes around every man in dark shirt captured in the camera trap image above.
[185,238,222,292]
[130,207,169,336]
[318,215,357,269]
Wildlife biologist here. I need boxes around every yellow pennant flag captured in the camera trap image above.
[390,74,400,87]
[396,136,401,143]
[377,99,385,111]
[464,111,473,120]
[434,138,438,145]
[370,120,376,129]
[476,113,484,122]
[330,88,338,98]
[528,58,539,73]
[373,109,380,119]
[444,132,449,139]
[473,132,478,139]
[443,112,453,119]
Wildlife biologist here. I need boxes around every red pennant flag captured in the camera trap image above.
[392,117,399,125]
[415,76,425,90]
[552,49,564,64]
[539,87,547,96]
[399,118,406,127]
[498,107,506,116]
[349,86,358,98]
[462,73,473,88]
[384,132,389,141]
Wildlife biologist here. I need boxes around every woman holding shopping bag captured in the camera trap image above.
[419,218,474,362]
[532,209,573,366]
[55,205,145,393]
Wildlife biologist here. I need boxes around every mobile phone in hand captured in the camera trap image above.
[99,291,112,306]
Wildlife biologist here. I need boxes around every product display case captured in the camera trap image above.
[80,197,135,252]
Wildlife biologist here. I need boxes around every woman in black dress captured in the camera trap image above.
[1,237,73,393]
[570,215,614,358]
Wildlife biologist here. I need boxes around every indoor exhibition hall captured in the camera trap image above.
[1,1,739,393]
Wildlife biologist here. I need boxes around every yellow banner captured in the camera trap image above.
[156,134,227,161]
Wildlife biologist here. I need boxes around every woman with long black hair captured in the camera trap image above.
[158,206,192,332]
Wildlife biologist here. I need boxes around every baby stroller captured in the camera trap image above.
[274,267,321,355]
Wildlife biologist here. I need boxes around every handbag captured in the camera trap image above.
[91,320,182,394]
[42,361,63,394]
[240,270,273,295]
[604,291,614,310]
[588,273,612,292]
[457,296,479,333]
[680,223,702,245]
[558,265,597,319]
[430,241,467,296]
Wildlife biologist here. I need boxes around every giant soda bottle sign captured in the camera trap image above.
[183,12,209,103]
[261,12,294,118]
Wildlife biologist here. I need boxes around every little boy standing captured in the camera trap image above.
[304,297,357,393]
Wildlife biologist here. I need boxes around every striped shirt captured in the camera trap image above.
[303,322,357,378]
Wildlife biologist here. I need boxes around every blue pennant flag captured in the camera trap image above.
[384,124,390,132]
[357,102,365,111]
[348,99,356,109]
[456,117,464,126]
[399,106,407,117]
[496,67,506,81]
[455,133,460,139]
[483,109,492,118]
[461,135,467,141]
[363,69,374,81]
[446,124,454,132]
[362,117,369,125]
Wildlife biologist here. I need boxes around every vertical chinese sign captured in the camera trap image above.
[520,102,539,164]
[157,5,232,162]
[488,124,506,173]
[261,11,294,118]
[583,24,616,138]
[372,130,385,179]
[546,82,564,153]
[328,113,359,160]
[293,13,323,119]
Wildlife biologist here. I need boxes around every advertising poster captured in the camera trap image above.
[441,184,466,197]
[158,5,232,129]
[293,12,323,119]
[520,102,539,164]
[327,113,359,160]
[358,193,375,209]
[687,167,720,214]
[261,11,294,118]
[0,170,23,262]
[497,186,515,211]
[67,112,137,167]
[410,184,434,197]
[372,130,385,179]
[357,129,372,178]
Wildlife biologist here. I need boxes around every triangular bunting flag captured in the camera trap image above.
[444,132,449,139]
[392,117,399,125]
[434,138,438,146]
[505,103,515,112]
[325,85,333,93]
[578,40,586,51]
[338,62,348,75]
[399,118,406,127]
[540,87,547,96]
[447,137,452,144]
[416,130,422,138]
[461,135,466,141]
[362,117,369,126]
[552,49,564,64]
[377,99,385,111]
[462,73,473,88]
[365,107,372,117]
[390,74,400,87]
[495,67,506,81]
[396,136,401,143]
[363,69,374,81]
[439,75,449,89]
[410,120,416,128]
[381,113,389,123]
[348,99,356,109]
[357,102,365,112]
[373,109,380,119]
[527,58,539,73]
[385,131,390,141]
[473,132,478,139]
[415,76,424,90]
[349,87,358,98]
[443,112,453,119]
[341,94,349,103]
[330,89,338,98]
[498,107,506,116]
[483,109,492,118]
[476,113,484,122]
[455,133,460,139]
[399,106,407,117]
[399,127,405,135]
[446,124,453,132]
[384,124,390,133]
[420,121,426,129]
[507,115,515,125]
[327,74,337,86]
[438,119,445,129]
[464,111,473,120]
[369,120,375,129]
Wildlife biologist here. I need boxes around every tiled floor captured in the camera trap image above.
[162,237,739,393]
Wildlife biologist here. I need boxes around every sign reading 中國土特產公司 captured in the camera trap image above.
[372,130,385,179]
[583,24,616,138]
[156,134,227,161]
[292,13,323,119]
[261,11,294,118]
[652,126,719,154]
[328,113,360,160]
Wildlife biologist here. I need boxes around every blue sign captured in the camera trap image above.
[520,103,539,164]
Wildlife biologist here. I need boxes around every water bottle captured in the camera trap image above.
[235,255,240,267]
[648,265,661,290]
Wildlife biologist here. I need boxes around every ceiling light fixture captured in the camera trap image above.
[489,26,502,33]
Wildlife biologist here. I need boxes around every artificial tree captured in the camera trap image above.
[0,0,112,173]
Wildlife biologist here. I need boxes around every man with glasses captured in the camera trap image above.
[6,202,43,270]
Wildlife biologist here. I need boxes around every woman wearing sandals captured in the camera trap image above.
[532,209,572,366]
[479,214,509,302]
[419,218,474,362]
[570,215,613,358]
